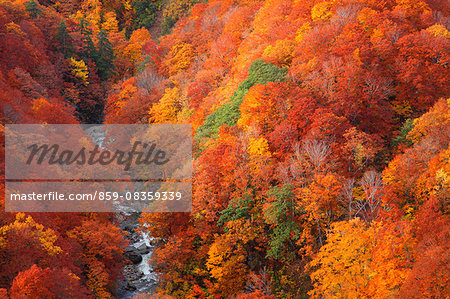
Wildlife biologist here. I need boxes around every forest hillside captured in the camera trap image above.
[0,0,449,298]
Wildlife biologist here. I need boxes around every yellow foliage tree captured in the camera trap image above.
[165,42,195,76]
[70,57,89,85]
[426,24,450,38]
[311,2,333,21]
[309,218,414,298]
[0,213,62,256]
[263,39,296,67]
[247,137,271,157]
[102,11,119,34]
[81,0,102,30]
[148,86,183,123]
[247,136,272,174]
[206,219,258,297]
[122,28,152,67]
[309,219,373,298]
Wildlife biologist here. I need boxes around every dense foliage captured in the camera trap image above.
[0,0,448,297]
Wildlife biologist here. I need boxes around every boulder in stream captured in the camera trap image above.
[124,247,143,264]
[123,265,144,281]
[136,243,150,254]
[125,283,137,292]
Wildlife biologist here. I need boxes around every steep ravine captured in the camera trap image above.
[85,125,158,298]
[116,212,158,298]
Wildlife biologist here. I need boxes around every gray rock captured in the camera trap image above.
[136,243,150,254]
[125,283,137,291]
[123,265,144,281]
[124,247,142,264]
[123,224,136,233]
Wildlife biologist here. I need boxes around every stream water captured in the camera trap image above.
[116,212,158,298]
[84,125,158,298]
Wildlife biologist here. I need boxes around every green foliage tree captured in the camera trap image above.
[264,184,300,261]
[392,119,414,148]
[79,17,98,63]
[218,193,253,228]
[56,20,73,58]
[195,60,287,143]
[96,29,115,80]
[161,16,177,36]
[161,0,201,35]
[132,0,159,31]
[25,0,41,18]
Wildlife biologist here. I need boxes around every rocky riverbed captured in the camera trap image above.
[84,125,158,298]
[116,212,158,298]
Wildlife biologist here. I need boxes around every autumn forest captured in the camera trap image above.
[0,0,449,297]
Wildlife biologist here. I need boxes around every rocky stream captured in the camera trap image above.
[85,125,159,298]
[116,212,158,298]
